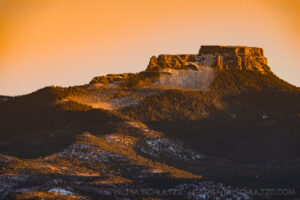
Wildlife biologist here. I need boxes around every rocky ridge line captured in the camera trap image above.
[147,45,270,72]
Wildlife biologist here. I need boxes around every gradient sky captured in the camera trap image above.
[0,0,299,96]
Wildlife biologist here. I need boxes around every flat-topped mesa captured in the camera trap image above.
[199,45,264,56]
[199,45,269,72]
[146,45,270,73]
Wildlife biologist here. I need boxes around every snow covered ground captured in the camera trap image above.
[57,143,129,163]
[48,188,74,195]
[139,137,203,161]
[153,67,214,90]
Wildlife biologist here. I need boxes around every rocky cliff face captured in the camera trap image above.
[90,45,275,90]
[147,45,270,73]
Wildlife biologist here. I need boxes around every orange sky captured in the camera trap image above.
[0,0,299,95]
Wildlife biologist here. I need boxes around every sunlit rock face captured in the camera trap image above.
[90,73,133,85]
[199,45,264,56]
[89,45,271,92]
[147,45,270,73]
[147,54,198,71]
[199,45,269,72]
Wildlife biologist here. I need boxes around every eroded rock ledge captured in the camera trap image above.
[90,45,271,86]
[147,45,270,73]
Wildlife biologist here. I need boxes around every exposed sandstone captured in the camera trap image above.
[199,46,269,72]
[199,45,264,56]
[90,73,133,85]
[147,45,270,73]
[147,54,197,71]
[90,45,271,86]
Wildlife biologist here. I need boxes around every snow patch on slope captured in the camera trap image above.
[48,188,73,195]
[153,67,214,90]
[140,138,203,160]
[57,143,128,163]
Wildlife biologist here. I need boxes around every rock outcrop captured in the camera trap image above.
[90,73,133,85]
[147,54,198,71]
[90,45,272,86]
[147,45,270,73]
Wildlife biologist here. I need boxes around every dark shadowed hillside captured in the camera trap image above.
[0,87,127,158]
[0,46,299,200]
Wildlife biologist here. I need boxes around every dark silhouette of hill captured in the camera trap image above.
[1,46,300,199]
[0,87,127,158]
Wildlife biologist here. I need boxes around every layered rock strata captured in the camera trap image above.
[147,45,270,73]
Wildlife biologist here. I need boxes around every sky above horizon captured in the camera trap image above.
[0,0,299,96]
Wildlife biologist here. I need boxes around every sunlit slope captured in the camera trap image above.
[0,87,127,158]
